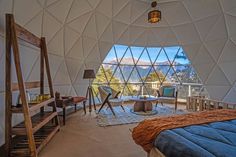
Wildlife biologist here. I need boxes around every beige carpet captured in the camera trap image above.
[39,108,146,157]
[39,103,186,157]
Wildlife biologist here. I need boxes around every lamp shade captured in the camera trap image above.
[148,9,161,23]
[83,69,96,79]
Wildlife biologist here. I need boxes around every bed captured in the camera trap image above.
[150,119,236,157]
[132,109,236,157]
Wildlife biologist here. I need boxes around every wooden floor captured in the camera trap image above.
[39,107,147,157]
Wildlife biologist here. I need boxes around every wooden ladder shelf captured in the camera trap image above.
[5,14,60,157]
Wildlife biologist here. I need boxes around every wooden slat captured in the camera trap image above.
[11,124,59,157]
[36,125,60,153]
[11,81,40,91]
[11,98,55,113]
[15,23,41,48]
[5,14,13,157]
[12,111,57,135]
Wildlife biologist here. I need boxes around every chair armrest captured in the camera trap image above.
[114,91,121,98]
[157,90,161,97]
[175,91,178,99]
[104,93,112,102]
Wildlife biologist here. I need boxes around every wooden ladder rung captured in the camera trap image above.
[11,98,55,113]
[12,112,58,135]
[11,81,40,91]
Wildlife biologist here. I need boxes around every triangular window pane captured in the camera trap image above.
[112,66,125,83]
[103,46,117,64]
[164,46,180,64]
[119,65,134,82]
[129,67,142,83]
[115,45,128,62]
[120,47,134,65]
[137,49,151,65]
[102,64,117,83]
[155,48,170,65]
[130,46,144,64]
[174,48,190,65]
[147,47,161,64]
[136,65,152,82]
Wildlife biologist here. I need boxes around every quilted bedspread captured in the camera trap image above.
[154,119,236,157]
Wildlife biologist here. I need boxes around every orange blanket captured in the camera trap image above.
[132,109,236,153]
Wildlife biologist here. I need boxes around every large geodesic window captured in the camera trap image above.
[93,45,208,101]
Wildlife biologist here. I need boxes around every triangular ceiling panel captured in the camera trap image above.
[161,1,191,26]
[24,11,43,37]
[83,36,97,57]
[182,43,201,62]
[98,41,113,61]
[204,39,227,62]
[99,23,113,43]
[53,61,71,85]
[64,26,80,55]
[68,12,92,34]
[47,28,64,56]
[14,0,42,25]
[47,0,73,23]
[130,0,148,24]
[48,54,64,79]
[194,14,219,40]
[87,0,101,8]
[85,44,101,63]
[192,45,215,65]
[224,14,236,37]
[83,14,97,38]
[112,21,129,42]
[65,58,82,83]
[66,0,92,22]
[172,23,201,45]
[66,37,84,59]
[42,11,62,42]
[129,25,146,45]
[205,15,228,41]
[95,12,110,38]
[12,45,40,81]
[96,0,112,18]
[114,2,131,24]
[219,39,236,63]
[183,0,221,20]
[112,0,129,17]
[205,85,230,100]
[223,87,236,103]
[219,61,236,84]
[206,65,231,86]
[46,0,60,6]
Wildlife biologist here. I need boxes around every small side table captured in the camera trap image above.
[73,97,87,114]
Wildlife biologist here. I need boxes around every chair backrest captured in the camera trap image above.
[159,85,177,97]
[98,86,115,102]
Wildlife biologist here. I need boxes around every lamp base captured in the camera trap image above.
[85,85,96,113]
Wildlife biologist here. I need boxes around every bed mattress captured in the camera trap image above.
[154,119,236,157]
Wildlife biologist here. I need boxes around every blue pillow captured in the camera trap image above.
[162,87,175,97]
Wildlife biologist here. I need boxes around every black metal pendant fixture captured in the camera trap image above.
[148,1,161,23]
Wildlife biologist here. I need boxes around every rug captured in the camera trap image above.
[96,105,187,127]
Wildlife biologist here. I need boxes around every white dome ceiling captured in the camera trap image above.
[0,0,236,102]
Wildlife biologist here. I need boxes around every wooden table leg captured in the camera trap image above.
[63,107,66,125]
[83,101,86,114]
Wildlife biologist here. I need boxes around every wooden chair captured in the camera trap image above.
[98,86,124,116]
[156,85,178,110]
